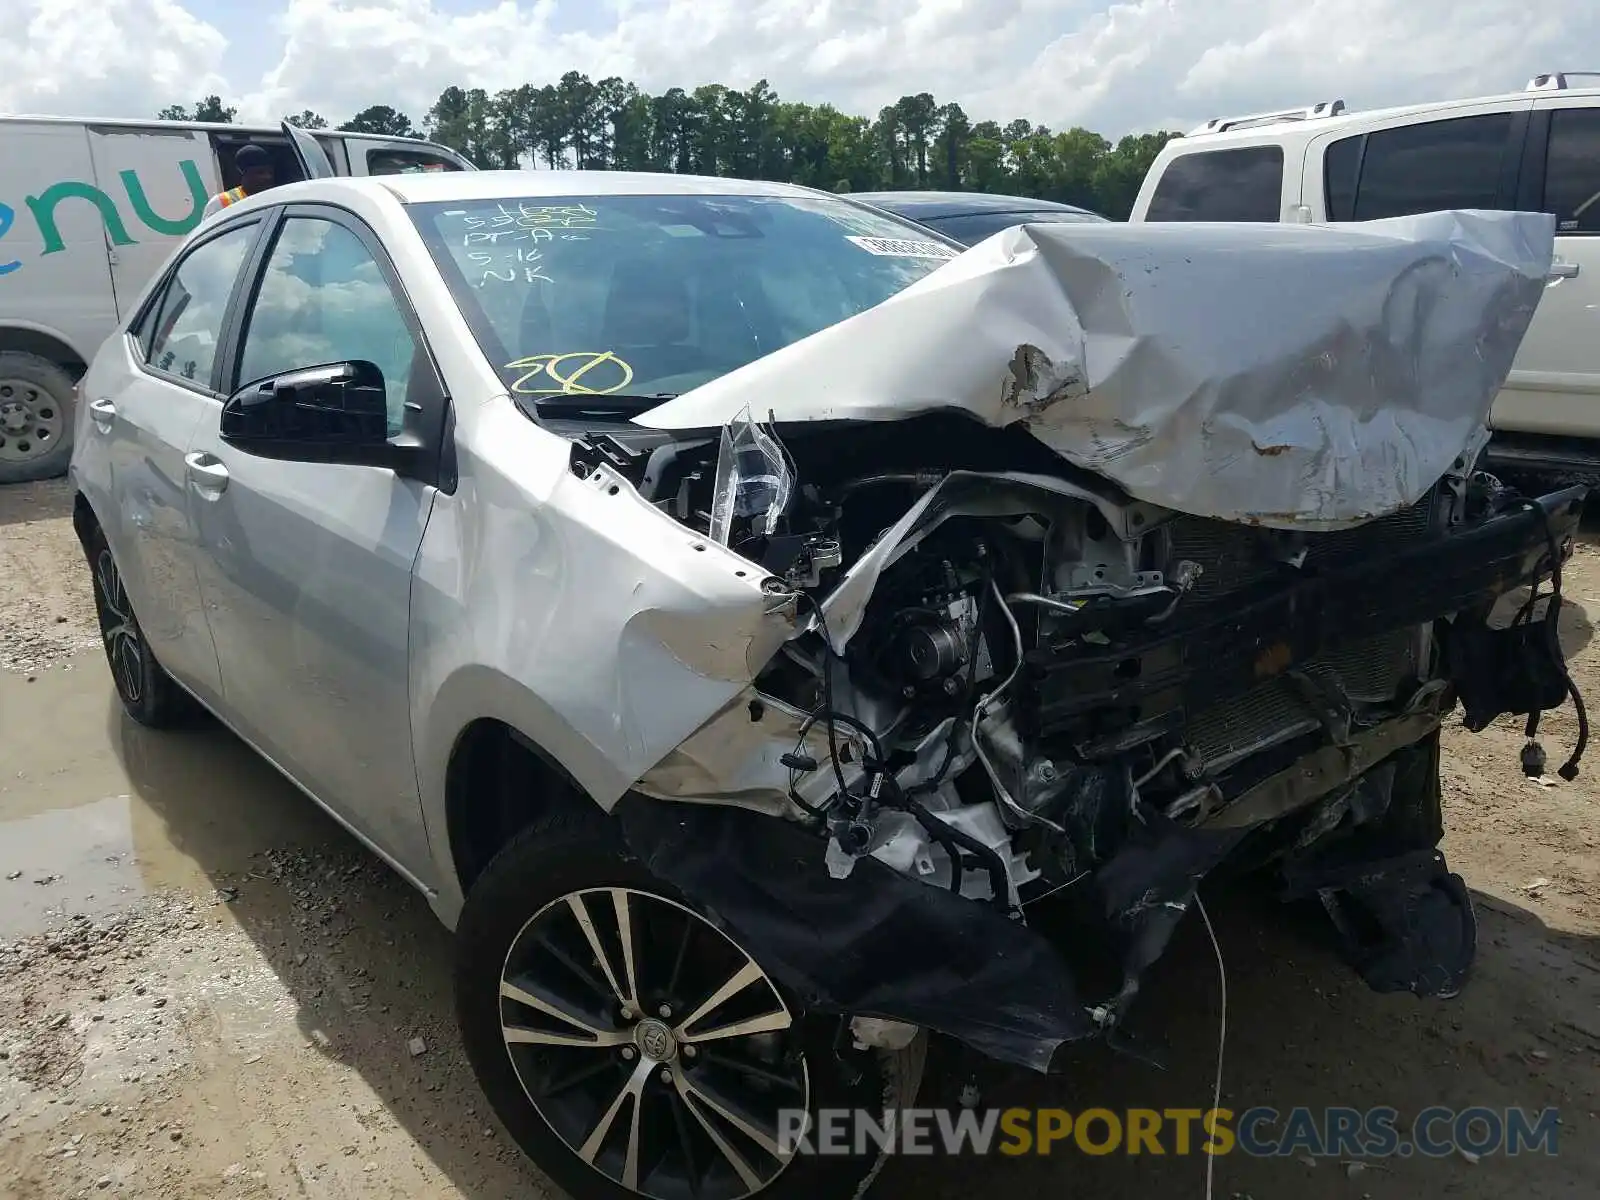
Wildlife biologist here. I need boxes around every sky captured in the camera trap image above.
[2,0,1596,140]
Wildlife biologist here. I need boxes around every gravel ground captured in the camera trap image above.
[1,476,1597,1200]
[0,479,98,675]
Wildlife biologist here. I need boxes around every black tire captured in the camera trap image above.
[456,812,925,1200]
[0,352,76,484]
[84,522,197,729]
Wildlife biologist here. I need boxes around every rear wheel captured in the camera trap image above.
[0,352,76,484]
[84,524,196,728]
[456,816,924,1200]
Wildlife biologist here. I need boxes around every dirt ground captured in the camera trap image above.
[2,475,1597,1200]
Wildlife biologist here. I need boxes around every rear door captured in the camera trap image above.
[1301,101,1530,223]
[85,123,215,317]
[81,214,265,705]
[1298,103,1561,439]
[1497,97,1600,437]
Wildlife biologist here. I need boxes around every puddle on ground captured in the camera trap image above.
[1,654,352,939]
[0,795,146,939]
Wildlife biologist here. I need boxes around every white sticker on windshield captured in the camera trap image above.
[846,236,960,260]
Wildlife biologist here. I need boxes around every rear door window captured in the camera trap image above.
[367,147,464,175]
[1145,146,1284,221]
[1542,108,1600,233]
[1324,114,1514,221]
[143,223,258,388]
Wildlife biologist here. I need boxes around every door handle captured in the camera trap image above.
[184,452,230,495]
[88,397,116,431]
[1549,261,1580,279]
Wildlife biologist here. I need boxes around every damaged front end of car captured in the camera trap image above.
[575,211,1587,1073]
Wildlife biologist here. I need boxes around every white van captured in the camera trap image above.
[1129,72,1600,484]
[0,116,474,482]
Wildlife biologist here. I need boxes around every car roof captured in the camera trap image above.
[1176,82,1600,148]
[852,190,1103,220]
[365,169,838,205]
[0,114,441,140]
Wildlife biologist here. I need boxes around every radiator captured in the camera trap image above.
[1168,490,1440,769]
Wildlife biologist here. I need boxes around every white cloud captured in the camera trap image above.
[1,0,1596,138]
[0,0,228,118]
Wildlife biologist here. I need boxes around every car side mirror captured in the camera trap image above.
[222,359,388,444]
[221,360,423,473]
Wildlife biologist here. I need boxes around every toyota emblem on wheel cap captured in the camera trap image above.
[636,1018,675,1062]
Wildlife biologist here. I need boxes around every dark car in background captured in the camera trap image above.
[852,190,1109,245]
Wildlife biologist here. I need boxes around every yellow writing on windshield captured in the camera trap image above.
[506,352,635,396]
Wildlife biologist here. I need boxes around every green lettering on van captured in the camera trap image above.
[121,159,208,236]
[27,181,136,255]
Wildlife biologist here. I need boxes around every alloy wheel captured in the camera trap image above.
[500,887,809,1200]
[94,548,144,704]
[0,378,64,464]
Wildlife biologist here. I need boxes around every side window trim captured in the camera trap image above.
[132,217,267,398]
[1499,107,1532,209]
[217,202,454,489]
[214,205,288,396]
[1320,132,1372,222]
[1518,110,1552,212]
[220,202,439,396]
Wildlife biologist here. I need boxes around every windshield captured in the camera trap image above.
[409,192,960,413]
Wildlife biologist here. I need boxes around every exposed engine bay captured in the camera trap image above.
[526,212,1588,1072]
[568,408,1588,1067]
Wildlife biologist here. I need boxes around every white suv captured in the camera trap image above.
[1131,72,1600,483]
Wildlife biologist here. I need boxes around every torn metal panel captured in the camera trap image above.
[613,794,1095,1072]
[637,211,1554,529]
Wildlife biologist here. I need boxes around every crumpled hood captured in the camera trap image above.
[635,210,1555,530]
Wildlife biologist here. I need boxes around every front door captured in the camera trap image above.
[187,206,438,873]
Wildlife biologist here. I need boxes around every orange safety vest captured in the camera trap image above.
[217,186,248,208]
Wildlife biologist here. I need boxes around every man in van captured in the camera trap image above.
[202,144,277,219]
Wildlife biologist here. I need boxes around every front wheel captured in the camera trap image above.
[455,816,924,1200]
